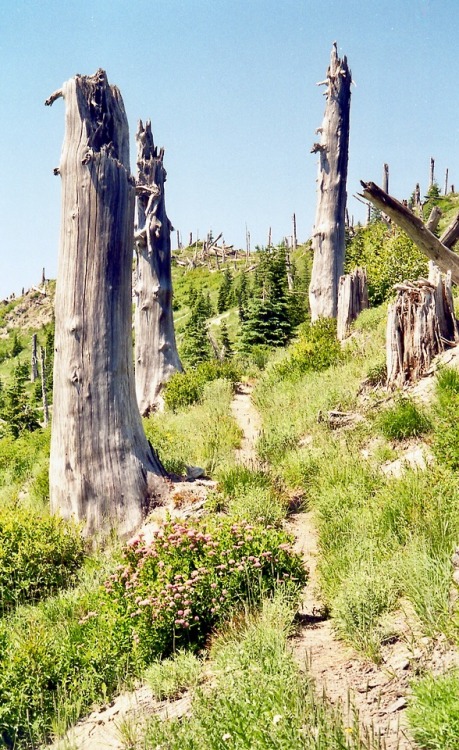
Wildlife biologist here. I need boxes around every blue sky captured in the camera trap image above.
[1,0,458,299]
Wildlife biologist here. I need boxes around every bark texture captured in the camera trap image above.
[309,43,351,320]
[337,267,368,341]
[360,181,459,284]
[134,120,182,415]
[386,263,459,389]
[46,70,167,537]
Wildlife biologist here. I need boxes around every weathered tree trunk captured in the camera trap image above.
[386,263,459,389]
[40,346,49,427]
[292,213,297,250]
[382,163,389,194]
[309,43,351,320]
[440,213,459,249]
[134,120,182,415]
[445,168,449,195]
[46,70,167,537]
[426,206,442,233]
[31,334,38,382]
[337,267,368,341]
[430,157,435,188]
[360,181,459,284]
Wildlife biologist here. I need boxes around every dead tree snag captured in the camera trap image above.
[46,70,167,537]
[134,120,182,415]
[309,43,351,320]
[337,268,368,341]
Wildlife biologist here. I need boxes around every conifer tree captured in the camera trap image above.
[219,320,233,358]
[1,362,40,438]
[217,268,233,314]
[181,293,213,366]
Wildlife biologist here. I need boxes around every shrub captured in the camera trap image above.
[0,506,85,613]
[346,222,428,305]
[377,397,431,440]
[271,319,343,381]
[164,360,240,411]
[106,517,306,663]
[408,670,459,750]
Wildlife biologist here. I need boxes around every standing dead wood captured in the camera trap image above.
[360,181,459,284]
[309,43,351,320]
[337,267,369,341]
[445,168,449,196]
[40,346,49,427]
[46,69,167,537]
[31,334,38,382]
[430,157,435,188]
[383,163,389,194]
[440,213,459,249]
[292,213,297,250]
[134,120,182,415]
[425,206,442,233]
[386,263,459,388]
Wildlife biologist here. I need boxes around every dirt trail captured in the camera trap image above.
[231,385,416,749]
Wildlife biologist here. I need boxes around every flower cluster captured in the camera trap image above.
[105,518,306,663]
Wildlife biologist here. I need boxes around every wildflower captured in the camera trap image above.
[273,714,282,725]
[222,733,231,741]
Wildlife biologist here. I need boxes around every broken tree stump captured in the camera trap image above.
[386,262,459,389]
[337,267,369,341]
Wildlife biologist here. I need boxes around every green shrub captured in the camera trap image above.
[346,222,428,305]
[0,507,84,613]
[106,517,306,663]
[271,319,343,381]
[408,670,459,750]
[164,360,240,411]
[377,397,431,440]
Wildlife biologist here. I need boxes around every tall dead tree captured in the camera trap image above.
[134,120,182,415]
[46,70,167,537]
[31,334,38,382]
[309,43,351,320]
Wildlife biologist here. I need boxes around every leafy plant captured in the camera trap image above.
[271,318,343,381]
[164,360,240,411]
[0,506,84,613]
[377,397,431,440]
[106,517,306,663]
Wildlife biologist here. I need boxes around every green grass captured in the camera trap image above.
[408,670,459,749]
[377,397,431,441]
[145,650,202,701]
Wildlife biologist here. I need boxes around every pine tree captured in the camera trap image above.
[1,361,40,438]
[241,247,294,349]
[181,293,213,367]
[219,320,233,358]
[217,268,233,314]
[236,273,249,322]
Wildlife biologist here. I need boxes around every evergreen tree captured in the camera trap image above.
[217,268,233,314]
[241,247,294,349]
[1,361,40,438]
[236,273,249,322]
[10,332,23,358]
[219,320,233,358]
[181,293,213,367]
